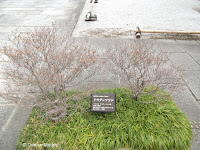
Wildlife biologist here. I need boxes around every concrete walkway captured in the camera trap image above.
[0,0,200,150]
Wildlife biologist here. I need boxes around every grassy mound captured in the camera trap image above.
[17,88,192,150]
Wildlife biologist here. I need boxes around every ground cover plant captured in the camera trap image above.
[17,88,192,150]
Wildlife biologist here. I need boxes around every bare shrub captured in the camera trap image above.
[0,26,100,122]
[106,40,182,103]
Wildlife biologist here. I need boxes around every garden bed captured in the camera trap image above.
[17,88,192,150]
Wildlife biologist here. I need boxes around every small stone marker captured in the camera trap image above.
[91,93,116,112]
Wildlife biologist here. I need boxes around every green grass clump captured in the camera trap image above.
[17,88,192,150]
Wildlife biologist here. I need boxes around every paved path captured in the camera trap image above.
[0,0,199,150]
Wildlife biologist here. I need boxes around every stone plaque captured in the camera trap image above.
[91,93,116,112]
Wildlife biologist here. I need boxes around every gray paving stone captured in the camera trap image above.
[55,7,78,11]
[0,8,5,14]
[53,11,73,25]
[35,4,47,8]
[18,10,43,15]
[40,7,56,13]
[169,53,200,71]
[0,106,32,150]
[0,105,15,131]
[0,4,14,8]
[14,3,37,8]
[0,15,28,26]
[0,11,19,17]
[171,86,200,122]
[0,14,7,23]
[3,7,35,11]
[191,129,200,150]
[46,15,67,21]
[14,26,37,33]
[198,101,200,105]
[179,42,200,64]
[46,3,63,8]
[55,25,75,37]
[196,40,200,45]
[24,15,53,26]
[1,2,34,8]
[41,10,65,16]
[68,0,85,7]
[60,0,70,4]
[0,9,4,14]
[183,71,200,100]
[177,40,199,46]
[0,26,18,33]
[156,39,186,53]
[33,0,46,5]
[23,14,48,21]
[64,3,85,26]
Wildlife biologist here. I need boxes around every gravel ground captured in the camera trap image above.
[73,0,200,38]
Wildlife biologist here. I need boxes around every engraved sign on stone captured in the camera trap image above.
[91,93,116,112]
